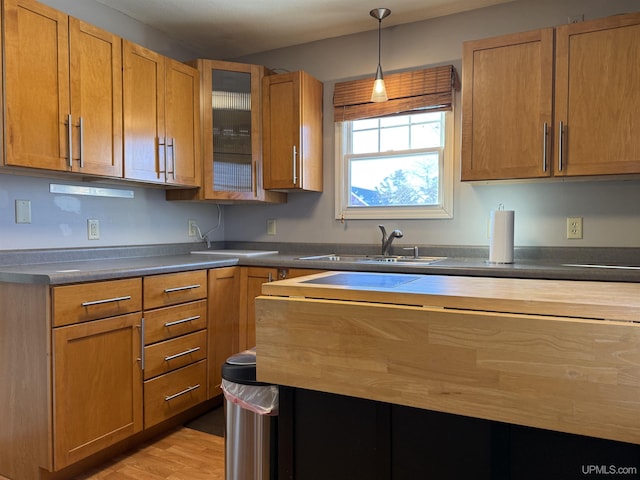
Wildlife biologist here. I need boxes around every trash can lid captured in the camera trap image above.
[222,347,271,385]
[226,348,256,366]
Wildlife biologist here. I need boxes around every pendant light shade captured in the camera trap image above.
[370,8,391,103]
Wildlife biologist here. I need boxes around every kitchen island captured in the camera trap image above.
[255,271,640,479]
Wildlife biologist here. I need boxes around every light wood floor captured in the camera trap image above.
[73,427,224,480]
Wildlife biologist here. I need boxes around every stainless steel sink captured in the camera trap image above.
[297,254,446,265]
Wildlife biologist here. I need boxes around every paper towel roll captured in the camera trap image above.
[489,210,514,263]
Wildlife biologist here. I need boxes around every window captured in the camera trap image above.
[333,65,458,220]
[335,109,454,219]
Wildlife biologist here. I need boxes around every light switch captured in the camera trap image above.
[15,200,31,224]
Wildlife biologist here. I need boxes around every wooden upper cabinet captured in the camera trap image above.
[554,13,640,176]
[4,0,122,176]
[263,71,323,192]
[462,12,640,181]
[123,40,200,187]
[167,59,286,203]
[461,28,554,181]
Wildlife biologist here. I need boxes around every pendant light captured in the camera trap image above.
[370,7,391,103]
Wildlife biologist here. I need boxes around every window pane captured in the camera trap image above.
[411,112,440,123]
[349,152,440,207]
[380,116,406,127]
[352,129,379,154]
[380,126,409,151]
[411,122,441,149]
[353,118,379,131]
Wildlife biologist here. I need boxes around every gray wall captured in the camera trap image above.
[0,0,638,251]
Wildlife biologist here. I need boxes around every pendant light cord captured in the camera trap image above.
[377,17,382,68]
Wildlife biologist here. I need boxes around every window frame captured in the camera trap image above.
[334,108,454,220]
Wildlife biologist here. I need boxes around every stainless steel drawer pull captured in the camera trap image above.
[164,384,200,402]
[164,315,201,327]
[164,346,201,362]
[164,284,201,293]
[81,295,132,307]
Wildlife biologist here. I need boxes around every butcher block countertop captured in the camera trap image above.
[255,271,640,445]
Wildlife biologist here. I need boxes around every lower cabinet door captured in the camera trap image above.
[52,312,143,469]
[144,360,207,428]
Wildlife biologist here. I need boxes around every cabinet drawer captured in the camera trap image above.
[144,360,207,428]
[144,270,207,309]
[144,330,207,380]
[144,300,207,344]
[52,278,142,327]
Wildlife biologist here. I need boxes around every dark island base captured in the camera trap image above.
[277,387,640,480]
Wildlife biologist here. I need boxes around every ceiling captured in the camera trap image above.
[95,0,513,59]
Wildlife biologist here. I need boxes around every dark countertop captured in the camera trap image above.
[0,254,238,284]
[0,243,638,284]
[251,254,640,283]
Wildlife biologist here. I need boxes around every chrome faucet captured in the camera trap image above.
[378,225,403,256]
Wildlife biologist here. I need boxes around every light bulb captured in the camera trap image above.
[371,78,388,102]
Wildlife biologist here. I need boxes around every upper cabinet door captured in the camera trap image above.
[164,58,201,187]
[554,13,640,177]
[122,40,165,183]
[263,71,323,192]
[69,18,123,177]
[4,0,70,171]
[461,28,555,181]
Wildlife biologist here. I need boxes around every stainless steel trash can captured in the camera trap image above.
[221,348,278,480]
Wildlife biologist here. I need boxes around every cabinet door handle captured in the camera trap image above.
[164,384,200,402]
[164,346,201,362]
[253,160,258,197]
[292,145,298,185]
[558,121,564,172]
[542,122,548,173]
[78,116,84,168]
[164,284,201,293]
[81,295,132,307]
[137,317,145,371]
[66,114,73,168]
[167,137,175,179]
[157,137,166,179]
[164,315,201,327]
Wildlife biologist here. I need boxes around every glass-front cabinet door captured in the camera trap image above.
[196,59,286,203]
[212,68,253,194]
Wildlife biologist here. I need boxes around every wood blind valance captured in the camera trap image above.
[333,65,460,122]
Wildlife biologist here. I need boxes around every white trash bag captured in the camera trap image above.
[221,379,279,416]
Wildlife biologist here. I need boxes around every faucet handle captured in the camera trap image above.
[403,246,419,258]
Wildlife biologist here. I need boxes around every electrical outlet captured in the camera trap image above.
[267,219,277,235]
[188,220,198,237]
[568,14,584,24]
[566,217,583,239]
[15,200,31,224]
[87,219,100,240]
